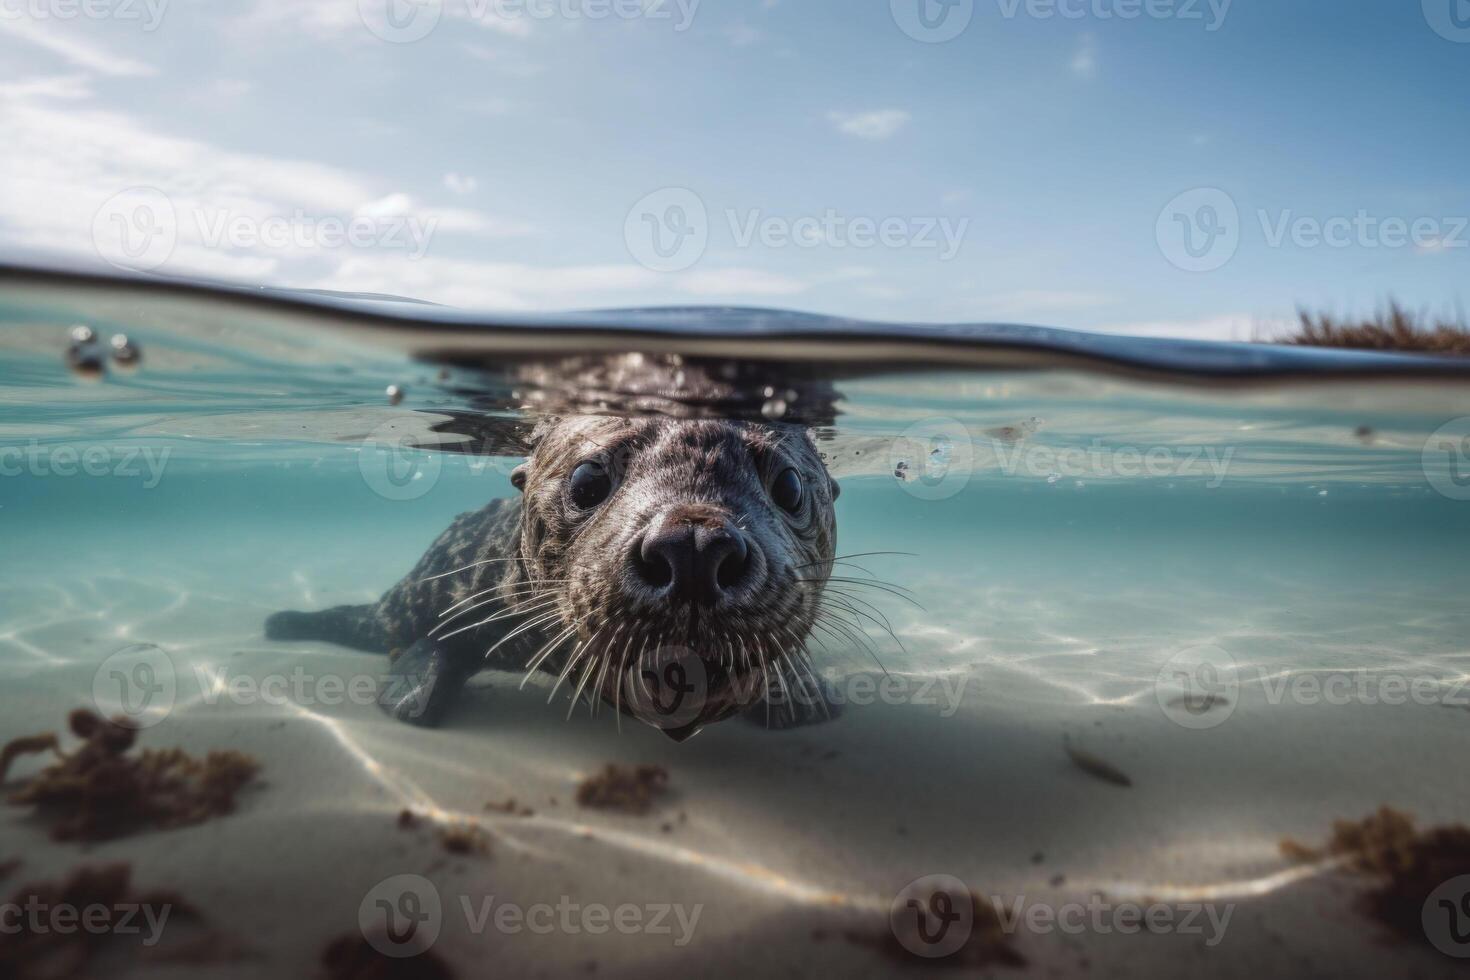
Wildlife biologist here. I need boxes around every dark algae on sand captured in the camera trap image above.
[1,709,259,841]
[1281,806,1470,948]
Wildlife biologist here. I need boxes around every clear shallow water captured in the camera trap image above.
[2,274,1470,978]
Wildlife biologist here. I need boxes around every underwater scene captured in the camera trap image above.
[2,272,1470,979]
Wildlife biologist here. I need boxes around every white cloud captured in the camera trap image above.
[242,0,533,41]
[443,173,479,195]
[0,74,808,311]
[0,19,156,77]
[826,109,910,141]
[1071,36,1097,77]
[1085,313,1292,342]
[0,79,535,291]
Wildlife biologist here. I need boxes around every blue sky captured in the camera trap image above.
[1,0,1467,338]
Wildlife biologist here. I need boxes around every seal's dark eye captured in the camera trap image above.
[771,467,803,513]
[569,462,612,509]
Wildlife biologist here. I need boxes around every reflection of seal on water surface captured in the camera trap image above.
[266,413,846,739]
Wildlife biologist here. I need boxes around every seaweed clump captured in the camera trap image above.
[0,862,192,979]
[575,764,669,815]
[436,822,492,856]
[1281,806,1470,944]
[1,709,259,841]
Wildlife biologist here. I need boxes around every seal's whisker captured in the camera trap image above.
[820,591,909,657]
[785,650,829,720]
[433,587,561,629]
[570,631,611,718]
[437,581,568,618]
[588,630,622,719]
[482,610,564,665]
[432,597,558,641]
[572,622,622,719]
[550,625,605,705]
[432,590,557,631]
[810,616,889,676]
[795,551,917,568]
[822,586,899,635]
[521,623,579,684]
[418,556,530,583]
[797,576,924,609]
[613,632,649,734]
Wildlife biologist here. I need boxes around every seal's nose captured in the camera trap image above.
[633,520,750,605]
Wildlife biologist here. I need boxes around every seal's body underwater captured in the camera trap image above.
[266,414,842,738]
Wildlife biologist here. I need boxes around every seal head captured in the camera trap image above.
[508,415,838,737]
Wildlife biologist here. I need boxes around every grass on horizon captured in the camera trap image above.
[1279,303,1470,355]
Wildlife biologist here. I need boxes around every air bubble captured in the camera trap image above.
[760,397,788,420]
[109,334,141,366]
[386,384,405,406]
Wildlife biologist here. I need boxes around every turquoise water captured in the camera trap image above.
[3,275,1470,978]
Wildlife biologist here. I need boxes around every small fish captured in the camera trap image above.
[1063,734,1133,788]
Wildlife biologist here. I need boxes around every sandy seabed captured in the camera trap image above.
[2,540,1468,980]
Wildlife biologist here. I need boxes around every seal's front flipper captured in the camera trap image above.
[742,675,845,731]
[377,639,478,728]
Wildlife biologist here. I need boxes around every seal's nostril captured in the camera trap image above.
[633,529,687,595]
[632,521,751,605]
[635,548,673,588]
[711,532,749,591]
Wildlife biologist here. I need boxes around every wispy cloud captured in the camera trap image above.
[1071,35,1097,77]
[0,19,156,77]
[1087,314,1290,342]
[443,173,479,195]
[827,109,910,141]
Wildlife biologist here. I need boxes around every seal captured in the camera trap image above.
[265,413,844,739]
